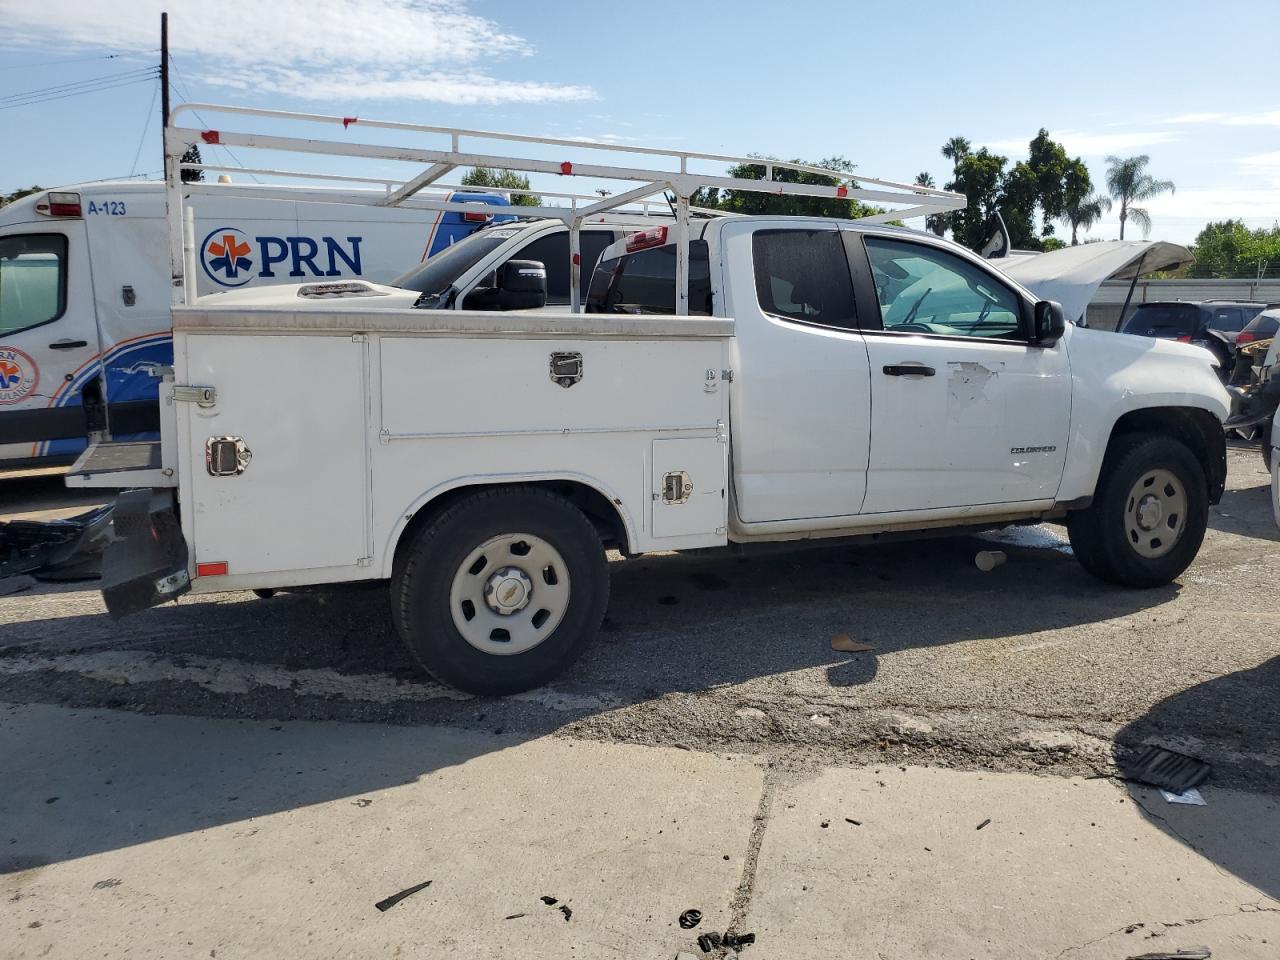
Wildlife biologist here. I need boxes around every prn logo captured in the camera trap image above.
[201,226,255,287]
[0,346,39,405]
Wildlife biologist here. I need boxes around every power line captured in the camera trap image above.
[0,73,158,111]
[1,66,158,103]
[0,51,153,72]
[130,79,160,176]
[167,56,262,183]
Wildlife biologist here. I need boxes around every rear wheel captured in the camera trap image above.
[1067,433,1208,588]
[1261,419,1273,473]
[391,488,609,695]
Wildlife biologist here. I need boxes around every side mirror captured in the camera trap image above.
[495,259,547,311]
[1033,300,1066,346]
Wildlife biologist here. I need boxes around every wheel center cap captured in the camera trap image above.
[484,566,532,615]
[1136,494,1163,531]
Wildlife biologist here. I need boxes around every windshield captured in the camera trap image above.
[392,230,512,297]
[1121,304,1199,336]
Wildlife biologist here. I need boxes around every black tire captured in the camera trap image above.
[1067,433,1208,588]
[1261,419,1273,473]
[390,488,609,695]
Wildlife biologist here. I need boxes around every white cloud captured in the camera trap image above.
[1162,109,1280,126]
[984,129,1180,158]
[1,0,596,105]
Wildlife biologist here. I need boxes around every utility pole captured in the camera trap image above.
[160,12,170,129]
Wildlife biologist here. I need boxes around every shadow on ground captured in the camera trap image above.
[1116,656,1280,901]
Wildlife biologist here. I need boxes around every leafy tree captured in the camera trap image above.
[0,185,43,208]
[180,145,204,184]
[946,147,1008,251]
[1105,155,1174,239]
[914,171,946,236]
[1059,159,1110,245]
[1027,129,1069,229]
[1191,220,1280,279]
[695,156,878,219]
[999,160,1040,248]
[460,166,541,206]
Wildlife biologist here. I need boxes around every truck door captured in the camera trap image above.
[851,232,1070,513]
[0,221,100,462]
[719,220,872,523]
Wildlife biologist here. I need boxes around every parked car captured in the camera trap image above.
[1119,300,1269,380]
[1229,308,1279,384]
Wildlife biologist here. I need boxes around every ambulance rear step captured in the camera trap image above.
[65,440,174,489]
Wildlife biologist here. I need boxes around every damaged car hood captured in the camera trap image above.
[991,241,1194,323]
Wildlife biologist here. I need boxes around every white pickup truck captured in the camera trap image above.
[71,105,1230,694]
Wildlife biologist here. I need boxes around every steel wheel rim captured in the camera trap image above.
[1124,468,1187,559]
[448,533,570,656]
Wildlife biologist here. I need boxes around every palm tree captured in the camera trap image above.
[941,137,971,175]
[1061,193,1111,245]
[915,171,947,236]
[1105,155,1174,239]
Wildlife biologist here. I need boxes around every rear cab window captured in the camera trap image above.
[586,240,712,315]
[750,229,856,328]
[1121,304,1200,338]
[505,230,614,304]
[0,233,68,335]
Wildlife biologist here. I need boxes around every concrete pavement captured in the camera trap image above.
[3,703,1277,959]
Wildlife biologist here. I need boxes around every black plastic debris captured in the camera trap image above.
[696,931,722,952]
[976,818,991,831]
[678,909,702,929]
[844,818,861,826]
[1125,949,1211,960]
[539,895,558,905]
[557,904,572,922]
[722,931,756,949]
[1121,746,1211,794]
[503,913,525,920]
[0,504,113,587]
[374,879,432,912]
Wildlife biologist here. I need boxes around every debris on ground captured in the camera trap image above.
[844,818,861,826]
[1160,787,1207,806]
[539,895,558,905]
[1121,745,1211,794]
[722,931,756,948]
[976,818,991,830]
[374,879,432,912]
[696,931,723,952]
[678,909,702,929]
[1124,949,1211,960]
[0,505,113,586]
[503,913,525,920]
[820,820,829,828]
[974,549,1007,572]
[830,634,874,653]
[558,904,572,922]
[0,574,35,596]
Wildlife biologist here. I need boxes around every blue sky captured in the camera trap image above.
[2,0,1279,244]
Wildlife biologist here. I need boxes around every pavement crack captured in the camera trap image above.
[726,758,781,943]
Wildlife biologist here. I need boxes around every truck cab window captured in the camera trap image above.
[0,234,67,335]
[585,240,712,315]
[514,231,614,303]
[863,236,1023,340]
[751,229,856,329]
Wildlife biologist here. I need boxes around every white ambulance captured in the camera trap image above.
[0,181,511,466]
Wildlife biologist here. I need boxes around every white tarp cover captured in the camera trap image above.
[991,240,1194,323]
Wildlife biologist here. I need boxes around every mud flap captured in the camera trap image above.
[101,489,190,618]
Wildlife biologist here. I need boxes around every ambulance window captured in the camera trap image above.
[513,230,614,303]
[0,234,67,335]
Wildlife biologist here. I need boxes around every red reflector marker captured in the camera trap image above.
[625,225,668,253]
[201,130,221,144]
[197,561,228,577]
[1176,335,1192,343]
[462,210,491,223]
[45,191,81,217]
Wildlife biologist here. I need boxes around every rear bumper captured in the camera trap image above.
[100,488,190,617]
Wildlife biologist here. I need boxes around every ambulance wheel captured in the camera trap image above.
[252,589,277,599]
[390,488,609,695]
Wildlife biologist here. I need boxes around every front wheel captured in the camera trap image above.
[390,488,609,695]
[1067,433,1208,588]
